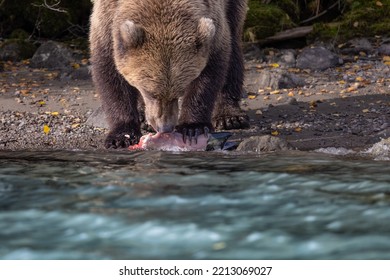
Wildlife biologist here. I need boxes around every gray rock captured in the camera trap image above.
[70,65,92,80]
[378,43,390,55]
[365,137,390,160]
[340,38,373,55]
[30,41,74,69]
[276,49,296,67]
[278,72,305,89]
[86,106,109,129]
[251,69,305,90]
[0,40,36,61]
[237,135,292,153]
[296,46,342,70]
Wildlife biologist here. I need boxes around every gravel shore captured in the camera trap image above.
[1,41,389,154]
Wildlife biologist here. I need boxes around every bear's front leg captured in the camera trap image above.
[92,60,142,149]
[176,56,225,144]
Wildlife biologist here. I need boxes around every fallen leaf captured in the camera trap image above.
[376,1,383,7]
[43,125,50,135]
[51,112,59,116]
[362,109,369,113]
[20,89,30,95]
[346,86,358,93]
[356,76,364,82]
[269,63,280,68]
[294,127,302,132]
[271,131,279,136]
[248,95,256,99]
[270,90,281,95]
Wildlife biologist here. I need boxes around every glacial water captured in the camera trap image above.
[0,150,390,260]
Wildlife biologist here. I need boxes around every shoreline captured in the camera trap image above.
[1,43,389,155]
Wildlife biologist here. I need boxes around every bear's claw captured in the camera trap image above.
[177,125,211,145]
[214,115,250,130]
[105,131,141,149]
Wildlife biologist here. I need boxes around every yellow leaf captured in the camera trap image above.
[271,131,279,136]
[20,89,30,95]
[385,61,390,66]
[248,95,256,99]
[43,125,50,135]
[51,112,59,116]
[72,63,80,69]
[270,90,281,95]
[362,109,369,113]
[269,63,280,68]
[38,101,46,106]
[356,76,364,82]
[294,127,302,132]
[288,91,294,97]
[383,56,390,62]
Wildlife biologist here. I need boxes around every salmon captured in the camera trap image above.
[129,132,233,151]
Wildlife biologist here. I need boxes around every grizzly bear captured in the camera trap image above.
[90,0,249,148]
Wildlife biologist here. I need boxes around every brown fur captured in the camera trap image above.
[90,0,249,148]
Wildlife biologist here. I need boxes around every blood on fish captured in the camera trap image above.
[128,132,208,151]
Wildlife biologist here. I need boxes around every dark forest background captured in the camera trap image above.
[0,0,389,47]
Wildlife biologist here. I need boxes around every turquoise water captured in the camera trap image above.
[0,150,390,259]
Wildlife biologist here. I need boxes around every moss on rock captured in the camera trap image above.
[244,0,295,42]
[309,0,390,42]
[0,39,38,61]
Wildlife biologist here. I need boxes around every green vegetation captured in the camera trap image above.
[310,0,390,42]
[0,0,389,45]
[244,0,295,41]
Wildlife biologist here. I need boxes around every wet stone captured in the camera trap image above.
[296,46,343,71]
[237,135,292,153]
[378,43,390,56]
[255,69,305,90]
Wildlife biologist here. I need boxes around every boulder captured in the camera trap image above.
[296,46,343,70]
[237,135,292,153]
[0,40,37,61]
[253,69,305,90]
[30,41,74,70]
[378,43,390,56]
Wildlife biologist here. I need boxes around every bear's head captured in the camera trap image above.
[113,10,216,133]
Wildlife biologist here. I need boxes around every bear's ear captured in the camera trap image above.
[119,20,145,49]
[197,17,216,43]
